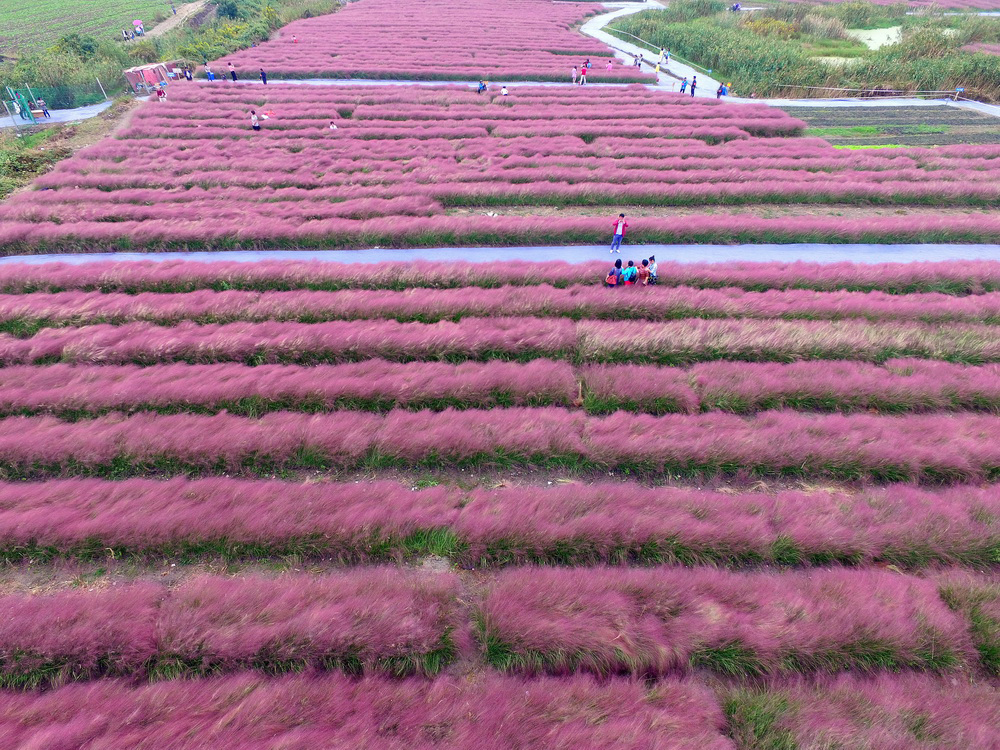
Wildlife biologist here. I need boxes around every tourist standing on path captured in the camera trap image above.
[229,62,237,82]
[610,213,628,253]
[250,110,261,131]
[680,77,688,93]
[690,76,697,97]
[572,66,578,84]
[260,68,268,84]
[579,67,587,85]
[717,84,723,99]
[605,59,613,72]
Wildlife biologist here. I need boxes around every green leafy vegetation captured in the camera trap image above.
[0,0,338,108]
[609,0,1000,101]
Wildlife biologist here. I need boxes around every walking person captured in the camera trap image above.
[228,62,237,82]
[690,76,697,97]
[260,68,268,84]
[250,110,261,131]
[717,84,724,99]
[605,259,623,287]
[610,213,628,253]
[658,48,667,65]
[680,77,688,94]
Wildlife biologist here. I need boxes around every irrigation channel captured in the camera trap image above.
[2,244,998,266]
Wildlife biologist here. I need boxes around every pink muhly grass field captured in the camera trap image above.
[2,408,1000,481]
[0,673,731,750]
[0,569,460,686]
[7,84,1000,250]
[479,567,974,677]
[0,478,995,568]
[1,259,999,294]
[1,317,997,366]
[216,0,650,82]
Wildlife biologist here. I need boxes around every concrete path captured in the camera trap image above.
[581,1,1000,116]
[581,2,724,97]
[2,244,998,266]
[0,100,113,130]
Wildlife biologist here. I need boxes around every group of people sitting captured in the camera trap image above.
[606,256,658,287]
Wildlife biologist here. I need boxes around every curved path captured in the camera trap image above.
[2,244,998,266]
[582,1,1000,116]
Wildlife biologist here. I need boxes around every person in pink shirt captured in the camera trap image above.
[606,59,613,72]
[571,66,577,84]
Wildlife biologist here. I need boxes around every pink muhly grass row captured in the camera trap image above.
[8,284,1000,328]
[1,259,999,295]
[0,361,577,416]
[584,359,1000,414]
[2,318,998,366]
[0,478,996,568]
[0,318,576,365]
[5,360,1000,418]
[723,673,1000,750]
[0,569,459,687]
[2,408,1000,482]
[479,567,975,677]
[963,42,1000,55]
[0,673,729,750]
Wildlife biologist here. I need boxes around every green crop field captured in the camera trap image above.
[0,0,196,52]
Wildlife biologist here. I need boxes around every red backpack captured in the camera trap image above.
[605,270,618,286]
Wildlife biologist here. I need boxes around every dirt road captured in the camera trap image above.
[147,0,210,37]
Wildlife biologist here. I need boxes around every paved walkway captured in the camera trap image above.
[581,1,1000,116]
[2,244,998,266]
[581,1,724,97]
[1,100,113,130]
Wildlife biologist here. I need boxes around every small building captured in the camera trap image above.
[124,62,184,93]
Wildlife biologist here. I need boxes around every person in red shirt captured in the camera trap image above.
[610,213,628,253]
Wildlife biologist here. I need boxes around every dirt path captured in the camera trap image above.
[147,0,209,38]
